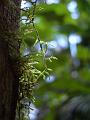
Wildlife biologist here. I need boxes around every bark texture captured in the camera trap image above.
[0,0,21,120]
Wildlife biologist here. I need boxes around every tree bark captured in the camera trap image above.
[0,0,21,120]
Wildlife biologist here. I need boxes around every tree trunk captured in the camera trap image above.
[0,0,21,120]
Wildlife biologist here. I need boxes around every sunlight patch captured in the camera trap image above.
[45,75,55,83]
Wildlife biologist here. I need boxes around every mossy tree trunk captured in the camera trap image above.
[0,0,21,120]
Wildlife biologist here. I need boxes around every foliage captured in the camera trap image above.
[18,0,90,120]
[17,0,57,119]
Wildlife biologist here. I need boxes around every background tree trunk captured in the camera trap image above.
[0,0,21,120]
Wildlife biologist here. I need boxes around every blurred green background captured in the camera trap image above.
[21,0,90,120]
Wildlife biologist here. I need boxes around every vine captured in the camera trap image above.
[16,0,57,119]
[16,0,49,120]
